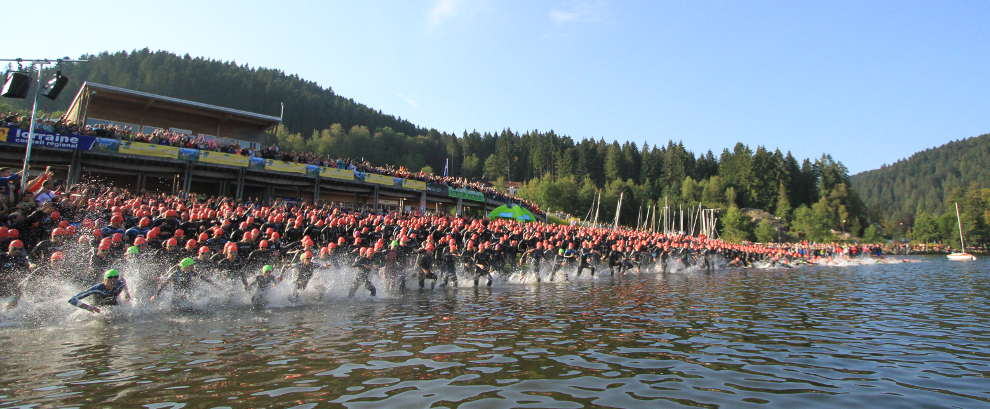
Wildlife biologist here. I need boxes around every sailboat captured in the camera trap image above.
[947,202,977,261]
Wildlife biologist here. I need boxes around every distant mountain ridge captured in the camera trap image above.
[850,132,990,225]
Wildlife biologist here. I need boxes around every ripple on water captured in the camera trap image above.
[1,259,989,408]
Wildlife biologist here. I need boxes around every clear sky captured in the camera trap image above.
[9,0,989,173]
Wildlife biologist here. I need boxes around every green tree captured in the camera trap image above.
[680,176,700,207]
[755,219,777,243]
[461,154,482,178]
[775,182,792,222]
[910,211,940,243]
[862,225,884,243]
[721,206,754,242]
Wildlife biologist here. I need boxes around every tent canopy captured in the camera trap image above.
[487,204,536,222]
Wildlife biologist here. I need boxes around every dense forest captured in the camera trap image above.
[850,133,990,247]
[5,49,872,241]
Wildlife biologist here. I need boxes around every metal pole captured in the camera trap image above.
[20,64,43,190]
[955,202,966,252]
[613,191,623,229]
[592,191,601,226]
[636,202,643,231]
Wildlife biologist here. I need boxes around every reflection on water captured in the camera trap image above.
[1,258,988,408]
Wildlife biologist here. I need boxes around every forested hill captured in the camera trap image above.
[7,49,423,137]
[850,132,990,227]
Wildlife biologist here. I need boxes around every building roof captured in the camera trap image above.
[66,81,282,125]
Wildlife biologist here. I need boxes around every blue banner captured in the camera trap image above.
[248,156,266,170]
[0,126,97,150]
[92,137,120,152]
[178,148,200,161]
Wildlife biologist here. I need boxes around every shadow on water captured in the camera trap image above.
[1,257,989,408]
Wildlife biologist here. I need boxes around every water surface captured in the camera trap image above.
[1,258,988,408]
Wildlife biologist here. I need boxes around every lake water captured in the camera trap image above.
[1,257,988,408]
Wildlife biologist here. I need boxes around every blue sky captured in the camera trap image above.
[11,0,989,173]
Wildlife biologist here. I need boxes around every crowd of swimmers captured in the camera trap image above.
[0,184,886,314]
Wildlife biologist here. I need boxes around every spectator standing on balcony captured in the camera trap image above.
[34,180,57,205]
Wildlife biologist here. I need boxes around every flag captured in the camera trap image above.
[443,158,449,177]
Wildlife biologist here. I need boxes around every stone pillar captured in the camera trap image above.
[419,191,427,214]
[373,185,380,210]
[456,197,464,217]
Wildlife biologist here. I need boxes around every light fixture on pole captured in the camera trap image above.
[0,57,87,189]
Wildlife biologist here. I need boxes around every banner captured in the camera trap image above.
[403,179,427,191]
[365,173,399,186]
[178,148,200,161]
[198,151,249,168]
[119,141,180,159]
[427,183,448,196]
[264,159,307,174]
[449,187,485,202]
[92,138,120,153]
[0,126,97,150]
[306,164,321,178]
[248,157,266,170]
[321,167,355,181]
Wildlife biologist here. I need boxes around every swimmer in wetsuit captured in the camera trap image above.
[68,269,132,313]
[250,265,280,306]
[150,257,216,303]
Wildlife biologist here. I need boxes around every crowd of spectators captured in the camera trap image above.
[1,112,542,214]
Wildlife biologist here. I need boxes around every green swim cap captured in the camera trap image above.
[262,265,274,273]
[390,240,398,249]
[558,249,565,255]
[179,257,196,268]
[126,245,140,255]
[104,269,120,279]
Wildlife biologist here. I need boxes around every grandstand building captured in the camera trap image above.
[64,82,276,150]
[0,83,518,218]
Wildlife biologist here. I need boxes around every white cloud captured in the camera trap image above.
[549,9,582,24]
[428,0,460,28]
[548,1,604,26]
[397,92,419,108]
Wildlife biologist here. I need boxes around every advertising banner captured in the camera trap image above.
[198,151,249,167]
[178,148,200,161]
[306,164,321,177]
[248,157,266,170]
[449,187,485,202]
[92,138,120,153]
[427,183,448,196]
[264,159,308,174]
[403,179,427,191]
[321,167,355,181]
[119,141,180,159]
[365,173,399,186]
[0,126,97,150]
